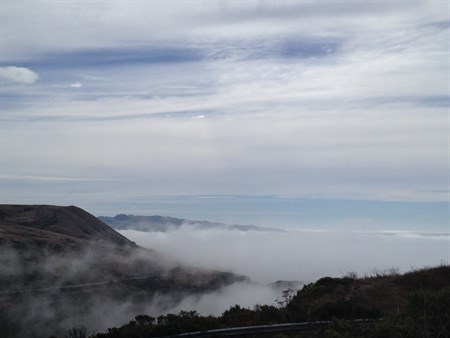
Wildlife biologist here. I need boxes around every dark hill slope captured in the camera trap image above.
[0,204,131,247]
[0,204,247,338]
[93,265,450,338]
[286,265,450,321]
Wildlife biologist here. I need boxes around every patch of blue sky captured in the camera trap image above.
[9,46,205,70]
[1,63,218,114]
[0,93,35,111]
[3,109,221,123]
[414,96,449,108]
[201,37,341,61]
[343,96,450,110]
[66,109,220,122]
[425,20,450,30]
[279,39,340,59]
[4,35,341,74]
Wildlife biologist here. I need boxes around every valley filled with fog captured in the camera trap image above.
[120,226,449,315]
[121,227,449,284]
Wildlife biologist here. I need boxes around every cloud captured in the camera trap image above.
[70,82,82,88]
[1,220,448,336]
[2,1,447,61]
[120,228,450,284]
[165,281,280,317]
[1,1,447,212]
[1,100,447,207]
[0,66,39,84]
[192,115,205,119]
[1,241,257,336]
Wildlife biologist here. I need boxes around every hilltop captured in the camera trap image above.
[0,204,133,250]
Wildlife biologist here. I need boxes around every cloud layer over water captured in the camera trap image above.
[120,227,450,284]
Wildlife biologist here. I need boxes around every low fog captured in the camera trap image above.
[120,227,449,284]
[1,227,448,336]
[0,242,282,336]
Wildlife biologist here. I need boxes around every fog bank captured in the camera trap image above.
[120,228,449,284]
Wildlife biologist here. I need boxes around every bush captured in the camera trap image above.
[407,288,450,337]
[64,326,89,338]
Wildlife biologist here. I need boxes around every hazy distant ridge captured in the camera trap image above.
[99,214,285,232]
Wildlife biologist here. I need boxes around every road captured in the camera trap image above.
[0,273,156,295]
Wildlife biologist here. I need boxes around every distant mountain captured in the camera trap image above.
[99,214,285,232]
[0,204,248,337]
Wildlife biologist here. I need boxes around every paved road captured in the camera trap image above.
[158,319,382,337]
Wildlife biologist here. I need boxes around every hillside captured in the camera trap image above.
[0,204,248,337]
[285,265,450,321]
[99,214,284,232]
[93,265,450,337]
[0,204,133,250]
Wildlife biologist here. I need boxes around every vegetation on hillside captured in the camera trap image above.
[84,265,450,338]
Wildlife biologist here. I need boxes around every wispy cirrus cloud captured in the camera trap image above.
[1,1,448,222]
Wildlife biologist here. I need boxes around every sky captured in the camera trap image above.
[0,1,449,231]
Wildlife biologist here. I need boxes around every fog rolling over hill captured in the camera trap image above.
[0,205,250,337]
[2,205,447,337]
[99,214,285,232]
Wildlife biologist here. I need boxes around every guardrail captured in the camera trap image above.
[158,318,382,337]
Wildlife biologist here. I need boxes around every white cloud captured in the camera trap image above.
[192,115,205,119]
[1,1,447,61]
[1,1,447,207]
[0,66,39,84]
[121,228,450,284]
[2,99,446,203]
[161,282,281,317]
[70,82,82,88]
